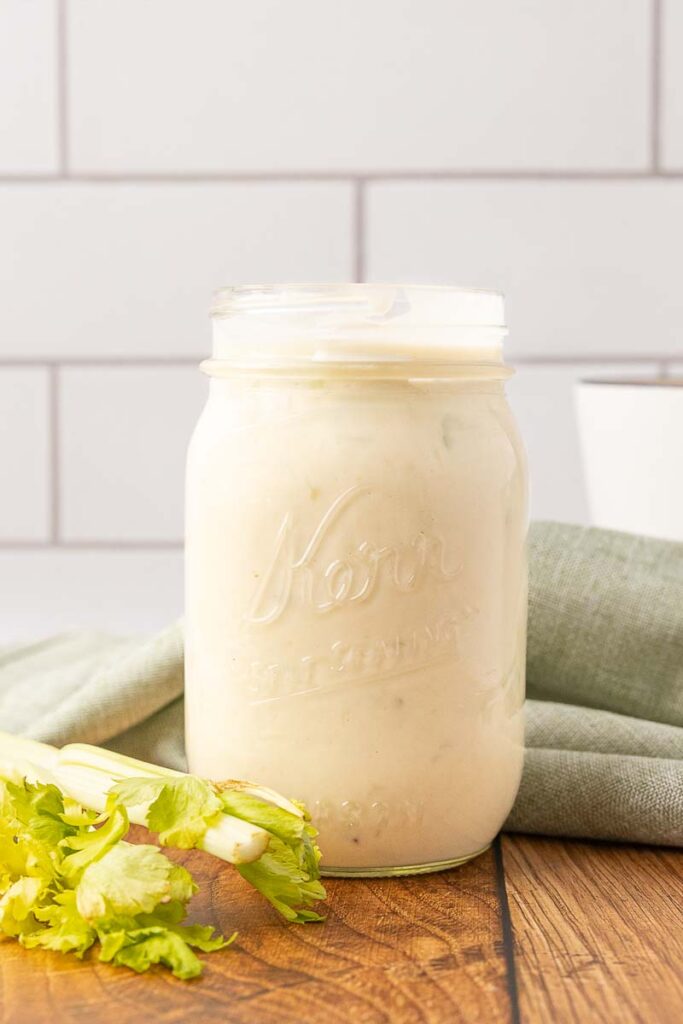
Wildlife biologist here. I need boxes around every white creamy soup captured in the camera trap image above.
[185,285,527,875]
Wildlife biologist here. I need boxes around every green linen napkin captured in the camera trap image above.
[1,522,681,846]
[506,521,683,846]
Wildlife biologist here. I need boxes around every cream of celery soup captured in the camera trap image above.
[185,285,527,875]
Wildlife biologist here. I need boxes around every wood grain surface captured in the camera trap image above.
[0,833,681,1023]
[0,833,512,1024]
[503,835,683,1024]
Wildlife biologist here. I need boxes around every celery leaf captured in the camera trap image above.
[0,776,231,979]
[111,776,223,849]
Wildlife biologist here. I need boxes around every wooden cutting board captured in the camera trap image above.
[0,833,681,1023]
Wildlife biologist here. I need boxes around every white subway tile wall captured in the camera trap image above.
[366,182,683,359]
[59,367,207,541]
[0,1,59,173]
[662,0,683,168]
[0,184,353,359]
[0,551,183,642]
[67,0,650,173]
[0,0,678,640]
[0,369,51,541]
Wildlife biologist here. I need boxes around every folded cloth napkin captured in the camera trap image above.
[1,522,681,846]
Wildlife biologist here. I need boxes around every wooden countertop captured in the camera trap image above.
[1,833,681,1023]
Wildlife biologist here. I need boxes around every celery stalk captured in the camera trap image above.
[0,731,325,978]
[0,731,269,864]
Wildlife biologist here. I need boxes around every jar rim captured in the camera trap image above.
[210,283,507,368]
[212,282,505,323]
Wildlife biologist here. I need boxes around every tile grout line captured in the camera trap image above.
[0,355,675,369]
[353,179,366,282]
[48,365,61,543]
[0,542,184,551]
[56,0,69,176]
[494,837,521,1024]
[651,0,662,172]
[492,355,671,366]
[0,357,201,368]
[3,171,683,185]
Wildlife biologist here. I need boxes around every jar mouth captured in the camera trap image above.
[212,282,505,322]
[210,283,507,368]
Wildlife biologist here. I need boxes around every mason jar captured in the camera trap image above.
[185,284,527,876]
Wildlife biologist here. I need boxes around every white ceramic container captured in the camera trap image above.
[576,378,683,542]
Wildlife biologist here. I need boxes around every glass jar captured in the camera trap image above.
[185,284,527,876]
